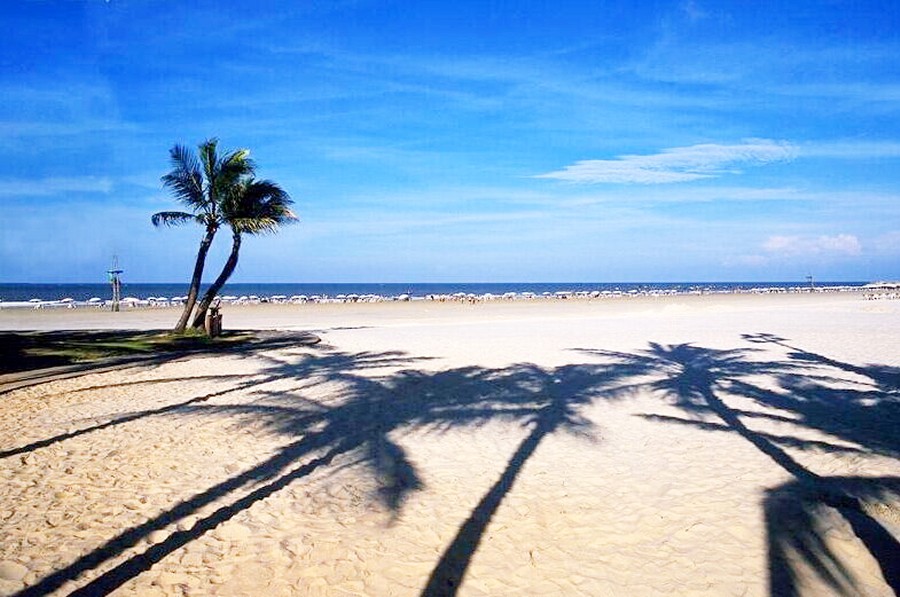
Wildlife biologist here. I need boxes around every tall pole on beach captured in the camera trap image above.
[108,256,123,312]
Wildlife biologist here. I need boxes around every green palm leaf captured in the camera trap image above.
[155,137,296,332]
[150,211,201,227]
[161,144,206,210]
[226,179,296,234]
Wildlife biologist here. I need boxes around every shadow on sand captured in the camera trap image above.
[9,334,900,596]
[578,337,900,596]
[15,345,618,597]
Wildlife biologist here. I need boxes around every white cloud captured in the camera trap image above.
[762,234,862,257]
[0,177,113,197]
[536,139,795,184]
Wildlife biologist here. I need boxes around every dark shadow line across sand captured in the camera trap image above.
[637,413,869,455]
[38,374,248,399]
[422,414,552,595]
[15,430,343,597]
[577,341,900,596]
[13,347,432,596]
[0,380,256,460]
[1,332,322,459]
[11,338,900,596]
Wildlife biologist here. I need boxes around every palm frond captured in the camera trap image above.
[213,147,255,206]
[161,144,206,210]
[220,148,255,180]
[151,211,201,227]
[224,179,297,235]
[156,140,289,239]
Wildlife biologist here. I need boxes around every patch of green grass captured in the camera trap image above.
[0,330,255,374]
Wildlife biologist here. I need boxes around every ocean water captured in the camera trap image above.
[0,281,865,303]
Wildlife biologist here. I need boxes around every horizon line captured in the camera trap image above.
[0,279,876,285]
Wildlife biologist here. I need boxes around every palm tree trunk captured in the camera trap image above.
[191,231,241,329]
[173,226,216,333]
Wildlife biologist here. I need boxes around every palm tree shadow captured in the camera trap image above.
[422,363,607,596]
[742,332,900,458]
[743,332,900,394]
[765,476,900,597]
[17,348,614,596]
[18,338,896,596]
[17,346,427,596]
[576,342,900,596]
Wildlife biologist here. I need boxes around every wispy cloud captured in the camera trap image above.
[535,139,795,184]
[725,233,866,271]
[762,234,862,257]
[0,177,113,197]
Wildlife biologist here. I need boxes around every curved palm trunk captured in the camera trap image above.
[174,226,216,333]
[191,231,241,329]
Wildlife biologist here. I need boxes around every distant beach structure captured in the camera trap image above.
[107,257,123,312]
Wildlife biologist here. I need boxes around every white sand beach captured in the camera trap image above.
[1,292,898,596]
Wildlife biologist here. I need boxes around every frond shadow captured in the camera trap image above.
[575,340,900,596]
[18,347,621,596]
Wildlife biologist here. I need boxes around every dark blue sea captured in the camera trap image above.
[0,281,866,303]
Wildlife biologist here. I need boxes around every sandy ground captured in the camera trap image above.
[1,293,898,596]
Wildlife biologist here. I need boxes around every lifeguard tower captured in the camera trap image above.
[108,257,123,312]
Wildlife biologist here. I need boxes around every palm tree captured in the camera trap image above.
[151,139,254,333]
[190,179,296,329]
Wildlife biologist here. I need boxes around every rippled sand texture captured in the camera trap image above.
[1,293,898,596]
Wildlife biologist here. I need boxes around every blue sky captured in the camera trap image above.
[2,0,899,283]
